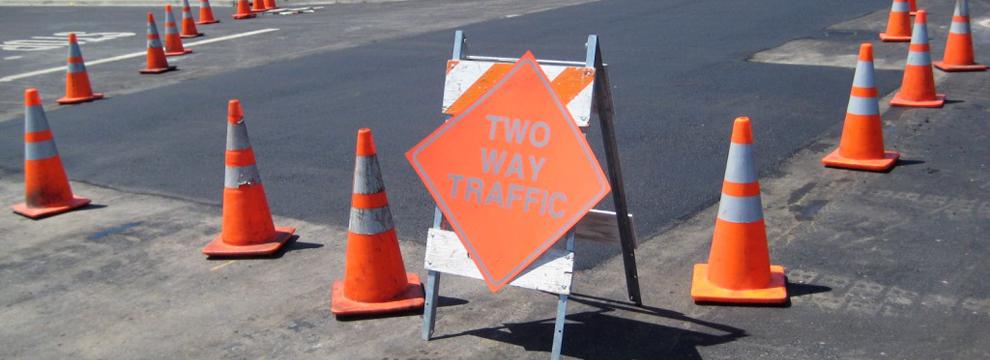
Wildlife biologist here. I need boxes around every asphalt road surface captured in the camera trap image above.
[0,0,897,264]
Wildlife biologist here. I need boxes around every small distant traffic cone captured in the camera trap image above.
[264,0,278,11]
[331,129,425,316]
[823,44,900,172]
[880,0,912,42]
[252,0,267,13]
[197,0,220,24]
[140,13,177,74]
[908,0,918,15]
[56,33,104,105]
[233,0,256,19]
[163,5,192,56]
[11,89,91,219]
[934,0,987,72]
[180,0,204,38]
[202,100,295,257]
[691,117,787,304]
[891,10,945,108]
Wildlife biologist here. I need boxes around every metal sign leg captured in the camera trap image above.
[550,294,569,360]
[422,270,441,340]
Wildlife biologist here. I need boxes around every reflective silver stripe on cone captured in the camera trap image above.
[349,206,395,235]
[911,24,929,44]
[226,123,251,150]
[716,193,764,223]
[148,25,163,49]
[847,96,880,115]
[25,105,50,132]
[224,164,261,188]
[852,61,875,88]
[957,0,969,17]
[353,155,384,195]
[907,51,932,66]
[891,1,909,11]
[950,21,970,34]
[202,0,210,5]
[26,140,58,160]
[67,61,86,74]
[165,10,178,33]
[68,41,82,58]
[723,143,757,184]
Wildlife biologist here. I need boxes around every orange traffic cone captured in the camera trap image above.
[252,0,267,13]
[264,0,278,10]
[891,10,945,108]
[331,129,425,316]
[11,89,91,219]
[233,0,256,19]
[163,5,192,56]
[691,117,787,304]
[180,0,204,38]
[197,0,220,24]
[140,12,177,74]
[823,44,900,171]
[934,0,987,72]
[880,0,912,42]
[908,0,918,15]
[202,100,295,257]
[56,33,104,105]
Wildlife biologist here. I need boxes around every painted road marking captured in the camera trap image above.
[5,56,23,60]
[0,28,279,83]
[1,32,135,52]
[210,260,236,271]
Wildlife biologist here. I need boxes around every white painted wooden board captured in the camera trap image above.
[424,228,574,295]
[442,60,595,127]
[574,209,636,248]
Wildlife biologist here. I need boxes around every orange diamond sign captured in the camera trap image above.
[407,52,610,292]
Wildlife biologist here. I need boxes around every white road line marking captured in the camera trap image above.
[4,56,23,60]
[0,28,279,83]
[210,260,236,271]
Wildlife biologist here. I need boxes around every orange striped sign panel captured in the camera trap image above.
[442,60,596,127]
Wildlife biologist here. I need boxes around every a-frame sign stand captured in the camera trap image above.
[421,30,642,360]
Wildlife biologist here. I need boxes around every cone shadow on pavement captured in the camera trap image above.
[434,293,746,359]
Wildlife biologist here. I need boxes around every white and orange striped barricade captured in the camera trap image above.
[418,31,641,360]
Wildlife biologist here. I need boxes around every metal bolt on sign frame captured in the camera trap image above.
[420,30,642,360]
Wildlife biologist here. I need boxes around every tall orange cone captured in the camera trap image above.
[908,0,918,15]
[163,5,192,56]
[140,12,177,74]
[179,0,204,38]
[331,129,425,316]
[202,100,295,257]
[691,117,787,304]
[197,0,220,24]
[934,0,987,72]
[880,0,912,42]
[56,33,104,105]
[252,0,267,13]
[891,10,945,108]
[823,44,900,171]
[264,0,278,11]
[11,89,91,219]
[233,0,256,19]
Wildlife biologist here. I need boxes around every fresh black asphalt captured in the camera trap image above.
[0,0,895,262]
